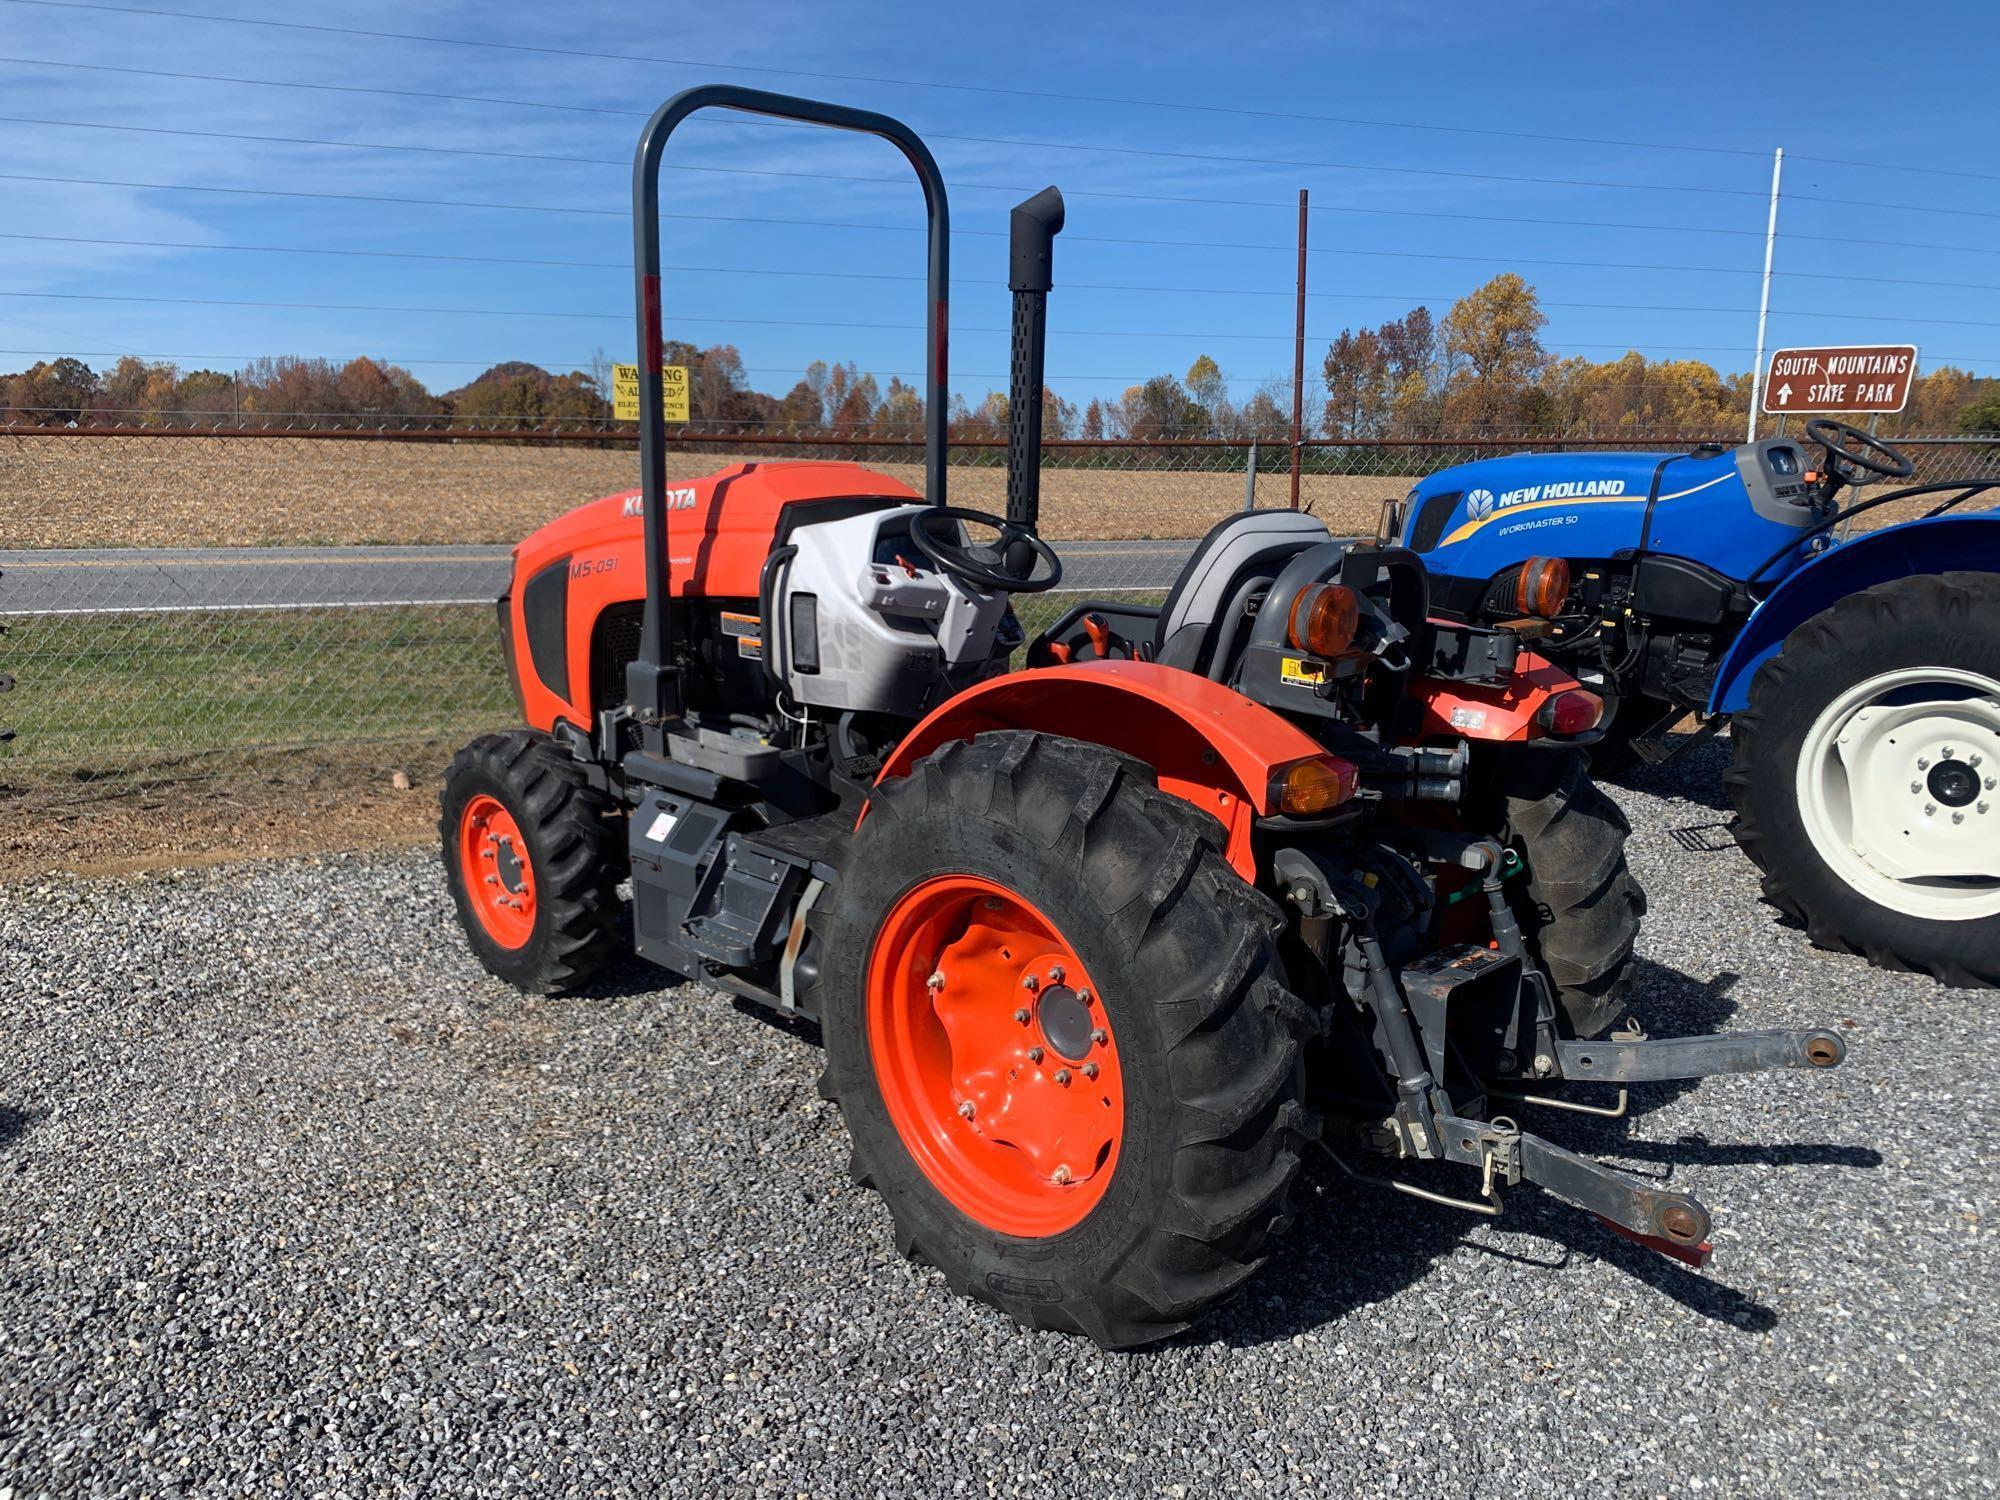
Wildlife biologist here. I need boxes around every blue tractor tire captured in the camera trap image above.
[1726,572,2000,988]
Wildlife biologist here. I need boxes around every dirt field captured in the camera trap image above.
[1,434,1402,548]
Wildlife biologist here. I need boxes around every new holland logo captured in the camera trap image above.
[1465,488,1496,521]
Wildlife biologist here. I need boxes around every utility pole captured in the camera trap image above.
[1746,147,1783,444]
[1291,189,1308,509]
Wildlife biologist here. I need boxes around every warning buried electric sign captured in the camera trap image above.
[1762,345,1918,415]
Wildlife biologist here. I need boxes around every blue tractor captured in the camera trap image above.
[1392,420,2000,988]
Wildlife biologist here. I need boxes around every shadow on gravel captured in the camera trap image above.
[1604,734,1736,812]
[0,1102,33,1151]
[1200,955,1875,1348]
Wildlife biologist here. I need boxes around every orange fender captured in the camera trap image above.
[871,660,1331,878]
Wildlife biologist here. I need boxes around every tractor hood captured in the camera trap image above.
[1398,439,1823,589]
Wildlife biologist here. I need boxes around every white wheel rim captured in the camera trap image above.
[1795,666,2000,922]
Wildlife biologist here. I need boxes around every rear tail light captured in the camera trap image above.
[1269,755,1360,816]
[1537,689,1605,737]
[1516,556,1571,619]
[1286,583,1361,657]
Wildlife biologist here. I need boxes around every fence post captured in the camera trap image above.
[1243,440,1258,510]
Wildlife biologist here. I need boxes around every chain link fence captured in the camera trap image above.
[3,424,1995,862]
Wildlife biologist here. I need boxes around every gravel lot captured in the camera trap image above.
[3,742,1995,1498]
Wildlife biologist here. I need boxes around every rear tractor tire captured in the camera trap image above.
[1727,572,2000,988]
[805,731,1316,1349]
[439,730,626,994]
[1490,748,1648,1039]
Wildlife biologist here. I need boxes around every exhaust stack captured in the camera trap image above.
[1005,187,1065,541]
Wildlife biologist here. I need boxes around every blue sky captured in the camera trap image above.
[3,0,1998,412]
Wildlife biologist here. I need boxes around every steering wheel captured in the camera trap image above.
[1805,418,1915,482]
[908,506,1063,594]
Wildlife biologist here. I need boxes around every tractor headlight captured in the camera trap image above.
[1286,583,1361,658]
[1516,557,1571,619]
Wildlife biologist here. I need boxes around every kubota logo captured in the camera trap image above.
[1466,488,1496,520]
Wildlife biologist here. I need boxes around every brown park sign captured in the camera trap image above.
[1762,344,1918,415]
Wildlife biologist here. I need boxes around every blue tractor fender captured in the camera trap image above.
[1707,513,2000,715]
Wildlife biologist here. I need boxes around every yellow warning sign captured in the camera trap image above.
[1279,656,1327,688]
[612,363,690,422]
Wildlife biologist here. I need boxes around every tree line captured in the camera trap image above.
[4,276,1995,437]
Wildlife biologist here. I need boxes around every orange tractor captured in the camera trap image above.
[442,86,1847,1347]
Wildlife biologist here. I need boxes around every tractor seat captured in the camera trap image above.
[1154,509,1332,676]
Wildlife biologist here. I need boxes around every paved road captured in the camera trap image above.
[0,539,1195,615]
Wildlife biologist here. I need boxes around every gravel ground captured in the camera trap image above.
[2,742,1995,1498]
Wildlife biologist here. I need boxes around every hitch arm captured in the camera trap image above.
[1515,1133,1714,1268]
[1554,1028,1845,1084]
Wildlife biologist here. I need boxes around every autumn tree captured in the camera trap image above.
[1440,273,1549,430]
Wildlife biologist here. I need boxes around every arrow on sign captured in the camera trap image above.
[1775,381,1793,405]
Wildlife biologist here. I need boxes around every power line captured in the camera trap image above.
[13,165,2000,257]
[22,109,2000,227]
[0,287,1759,333]
[0,107,1773,207]
[14,290,1998,361]
[23,0,2000,189]
[24,229,2000,297]
[0,0,1773,163]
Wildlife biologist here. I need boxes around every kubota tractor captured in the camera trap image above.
[441,86,1849,1348]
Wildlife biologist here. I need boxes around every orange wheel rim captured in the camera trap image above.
[867,875,1123,1237]
[458,793,538,948]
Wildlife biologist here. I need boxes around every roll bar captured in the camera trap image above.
[625,85,951,738]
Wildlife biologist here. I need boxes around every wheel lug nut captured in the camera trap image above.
[1953,812,1965,824]
[1090,1028,1108,1046]
[1077,988,1093,1005]
[1013,1007,1031,1024]
[1925,803,1937,816]
[1054,1068,1071,1086]
[1022,973,1040,993]
[926,971,945,991]
[1944,746,1956,758]
[1027,1046,1044,1063]
[1048,965,1065,984]
[1918,757,1931,769]
[1051,1165,1072,1185]
[485,874,499,885]
[1910,781,1922,794]
[958,1101,975,1120]
[1082,1063,1099,1080]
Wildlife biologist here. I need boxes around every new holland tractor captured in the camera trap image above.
[1391,429,2000,989]
[440,86,1848,1348]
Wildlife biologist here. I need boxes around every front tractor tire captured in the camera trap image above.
[1727,572,2000,988]
[806,732,1315,1349]
[439,730,626,994]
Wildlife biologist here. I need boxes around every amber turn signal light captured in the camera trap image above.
[1269,755,1360,816]
[1536,689,1605,736]
[1287,583,1361,657]
[1515,556,1571,619]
